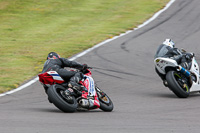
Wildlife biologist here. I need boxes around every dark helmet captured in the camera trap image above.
[47,52,60,60]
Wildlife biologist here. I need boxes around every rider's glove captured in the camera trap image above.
[185,54,190,60]
[82,64,88,70]
[185,53,194,60]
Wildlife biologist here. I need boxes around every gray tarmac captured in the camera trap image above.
[1,0,200,133]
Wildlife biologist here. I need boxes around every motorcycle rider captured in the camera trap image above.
[42,52,94,109]
[154,39,194,86]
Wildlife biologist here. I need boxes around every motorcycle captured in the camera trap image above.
[38,68,113,112]
[154,53,200,98]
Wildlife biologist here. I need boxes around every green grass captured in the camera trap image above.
[0,0,169,93]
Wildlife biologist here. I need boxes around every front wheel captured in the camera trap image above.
[47,84,78,112]
[95,86,113,112]
[166,71,190,98]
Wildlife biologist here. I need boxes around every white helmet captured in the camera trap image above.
[163,39,175,48]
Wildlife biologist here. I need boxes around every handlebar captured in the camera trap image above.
[79,66,92,74]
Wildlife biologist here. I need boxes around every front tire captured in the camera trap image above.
[166,71,190,98]
[95,86,113,112]
[47,84,78,112]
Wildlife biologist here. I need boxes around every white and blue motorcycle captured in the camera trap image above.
[154,53,200,98]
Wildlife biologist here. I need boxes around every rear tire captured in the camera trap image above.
[95,86,113,112]
[166,71,189,98]
[47,84,78,112]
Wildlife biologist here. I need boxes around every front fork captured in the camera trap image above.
[174,70,190,92]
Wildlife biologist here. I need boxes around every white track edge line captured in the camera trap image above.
[0,0,176,97]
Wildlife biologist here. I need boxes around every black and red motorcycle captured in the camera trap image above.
[38,68,113,112]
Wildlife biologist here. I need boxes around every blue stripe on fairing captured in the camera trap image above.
[49,73,64,81]
[87,76,95,96]
[50,74,60,76]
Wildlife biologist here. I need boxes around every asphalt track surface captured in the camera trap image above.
[1,0,200,133]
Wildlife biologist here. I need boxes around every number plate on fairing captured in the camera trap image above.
[156,60,169,69]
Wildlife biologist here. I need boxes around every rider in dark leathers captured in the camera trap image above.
[155,39,194,86]
[42,52,98,109]
[42,52,100,109]
[42,52,87,92]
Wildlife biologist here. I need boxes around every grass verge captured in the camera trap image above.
[0,0,169,93]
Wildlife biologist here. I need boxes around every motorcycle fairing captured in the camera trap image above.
[154,57,178,74]
[38,71,65,85]
[80,75,100,108]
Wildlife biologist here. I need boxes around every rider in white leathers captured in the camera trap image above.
[155,39,194,86]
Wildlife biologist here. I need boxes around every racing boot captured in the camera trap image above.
[68,81,84,91]
[180,62,189,70]
[68,72,87,92]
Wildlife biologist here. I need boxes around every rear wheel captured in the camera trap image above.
[47,84,78,112]
[166,71,190,98]
[95,86,113,112]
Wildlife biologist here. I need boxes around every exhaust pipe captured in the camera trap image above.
[177,66,190,77]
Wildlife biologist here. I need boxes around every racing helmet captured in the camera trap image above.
[47,52,60,59]
[163,39,175,48]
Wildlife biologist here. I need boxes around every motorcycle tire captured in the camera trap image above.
[166,71,189,98]
[47,84,78,112]
[95,86,113,112]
